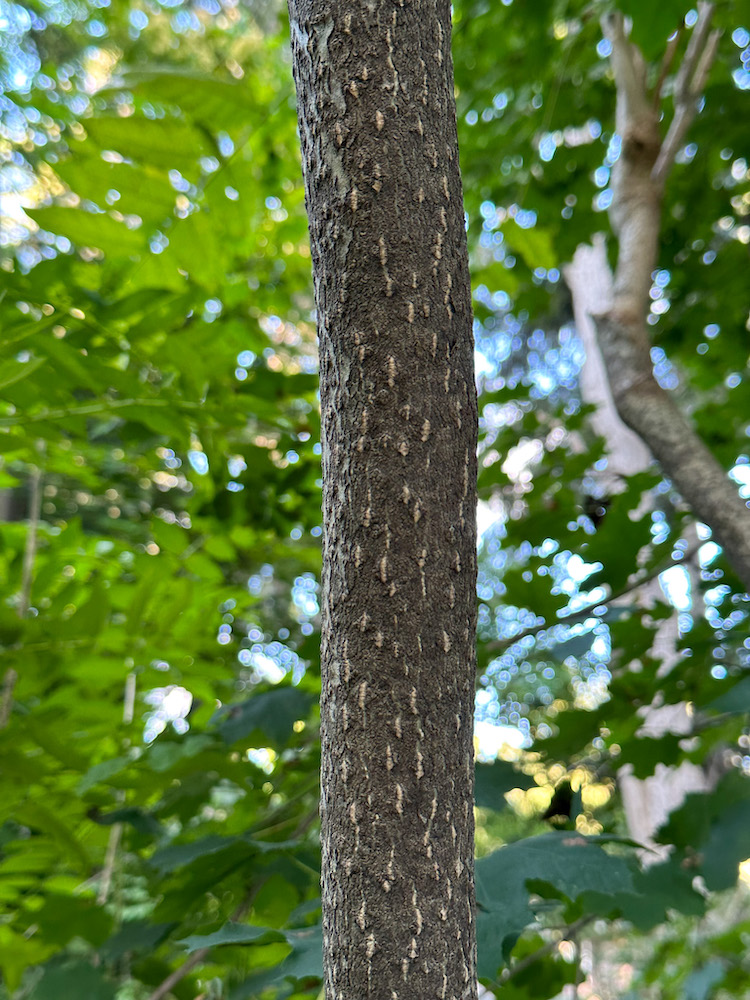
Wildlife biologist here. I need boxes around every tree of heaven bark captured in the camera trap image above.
[287,3,478,999]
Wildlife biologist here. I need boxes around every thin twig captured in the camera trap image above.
[146,887,259,1000]
[146,948,209,1000]
[97,673,137,906]
[97,824,122,907]
[18,455,43,618]
[674,2,715,102]
[1,452,44,728]
[653,3,720,186]
[0,669,18,730]
[498,915,596,984]
[484,543,701,655]
[652,30,681,107]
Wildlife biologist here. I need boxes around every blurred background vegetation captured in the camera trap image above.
[1,0,749,998]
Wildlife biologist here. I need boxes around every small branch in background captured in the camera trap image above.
[97,824,122,907]
[18,454,43,618]
[146,887,258,1000]
[485,542,701,655]
[602,12,652,130]
[654,3,720,185]
[652,30,681,106]
[1,450,44,729]
[673,2,716,103]
[0,669,18,730]
[146,949,209,1000]
[123,671,136,725]
[498,915,596,985]
[584,4,750,588]
[97,672,137,906]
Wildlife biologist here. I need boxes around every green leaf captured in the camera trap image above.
[147,734,216,773]
[494,941,577,1000]
[0,926,56,992]
[618,1,687,60]
[475,834,635,976]
[14,803,90,871]
[706,674,750,714]
[229,967,291,1000]
[587,857,705,929]
[78,756,130,794]
[53,154,176,223]
[178,922,285,953]
[278,925,324,983]
[99,921,177,960]
[501,220,556,270]
[0,355,46,392]
[27,207,145,255]
[217,687,314,746]
[30,895,113,948]
[475,760,537,810]
[29,959,117,1000]
[91,806,163,837]
[83,116,211,171]
[149,835,248,875]
[701,798,750,891]
[124,71,255,132]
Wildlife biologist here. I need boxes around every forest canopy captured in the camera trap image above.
[1,1,749,998]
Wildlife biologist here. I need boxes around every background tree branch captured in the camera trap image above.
[585,7,750,590]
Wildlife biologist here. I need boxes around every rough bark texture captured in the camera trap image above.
[287,3,478,1000]
[591,9,750,591]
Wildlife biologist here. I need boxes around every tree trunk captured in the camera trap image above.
[287,3,478,1000]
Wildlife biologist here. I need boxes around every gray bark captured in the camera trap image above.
[287,3,478,999]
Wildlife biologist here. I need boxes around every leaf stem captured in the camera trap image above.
[499,914,595,984]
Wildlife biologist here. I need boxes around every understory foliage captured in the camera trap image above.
[1,1,749,998]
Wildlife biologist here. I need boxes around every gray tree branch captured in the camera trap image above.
[588,7,750,590]
[654,3,721,185]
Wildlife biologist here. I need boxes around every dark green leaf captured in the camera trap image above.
[475,760,537,810]
[476,834,635,976]
[178,922,286,953]
[217,687,314,747]
[29,960,117,1000]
